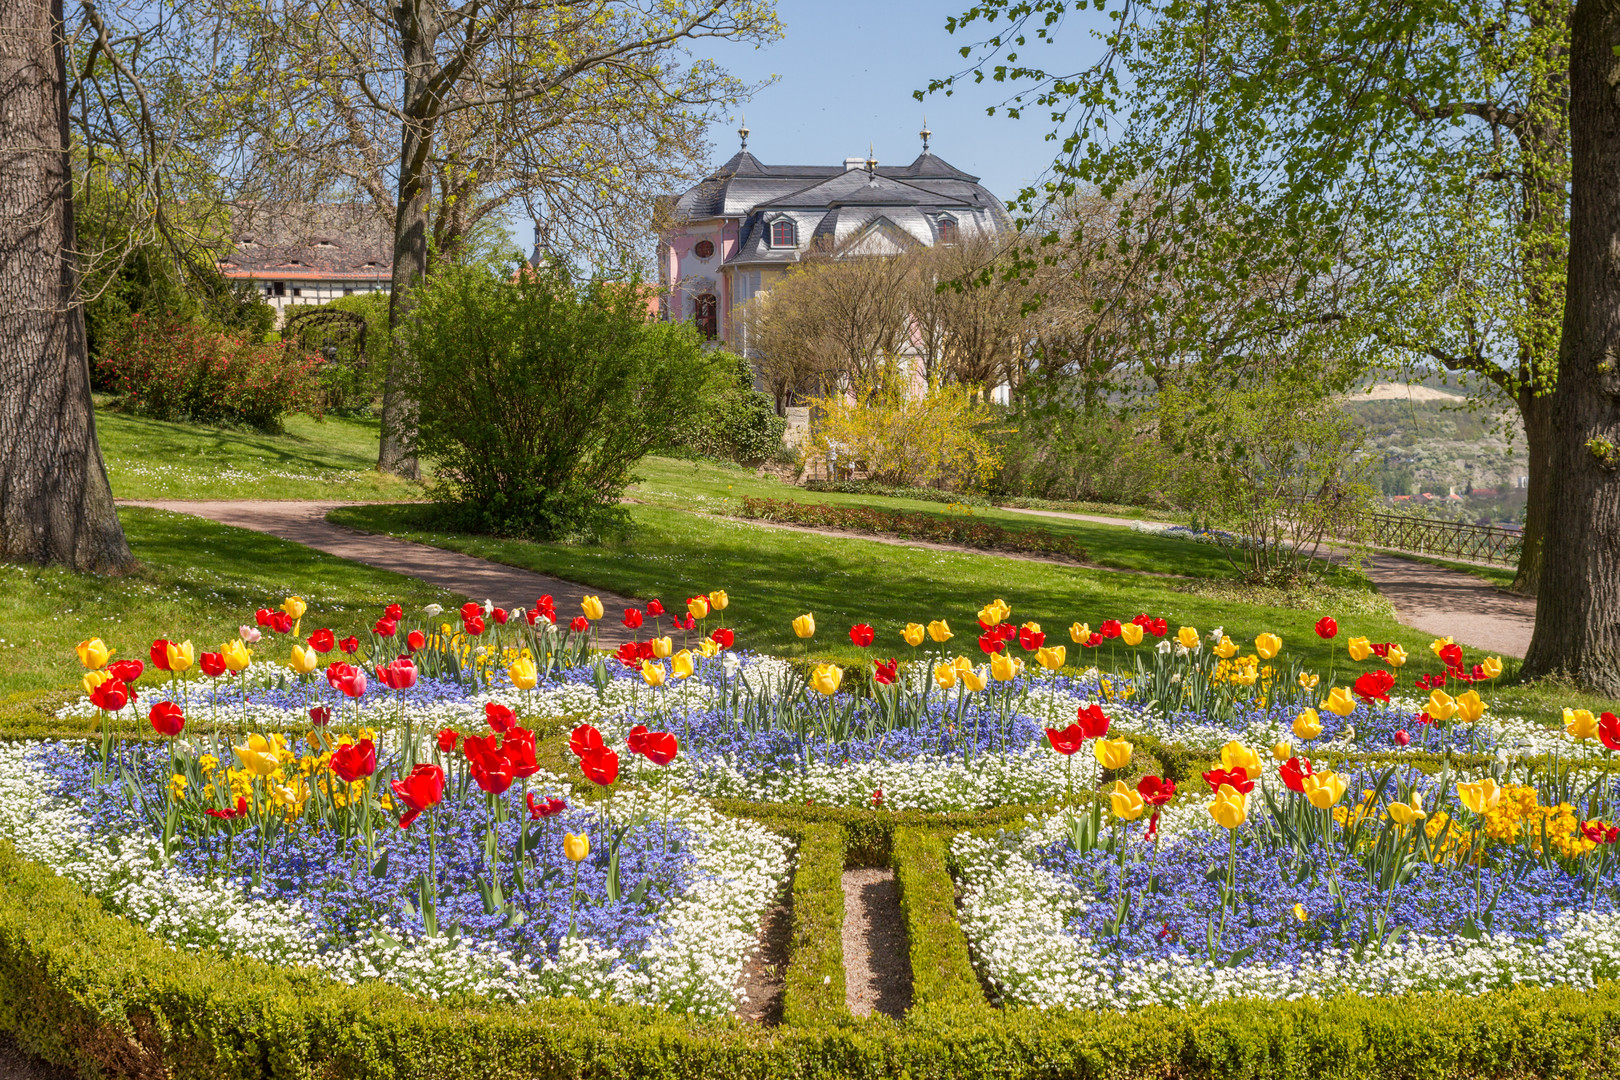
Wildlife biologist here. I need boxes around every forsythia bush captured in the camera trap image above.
[804,380,1001,492]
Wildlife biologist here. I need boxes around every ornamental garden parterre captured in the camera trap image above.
[13,592,1620,1076]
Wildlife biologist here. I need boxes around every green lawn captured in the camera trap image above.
[0,507,455,704]
[96,408,427,501]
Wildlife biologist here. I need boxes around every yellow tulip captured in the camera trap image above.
[1220,741,1260,776]
[166,640,194,673]
[1302,771,1348,810]
[1388,795,1426,827]
[1566,708,1600,740]
[75,638,112,670]
[1293,903,1308,922]
[960,666,988,692]
[651,636,673,658]
[1036,645,1067,671]
[1482,656,1503,679]
[1022,620,1042,635]
[1347,636,1372,661]
[927,619,953,643]
[1118,622,1144,646]
[933,662,958,690]
[707,589,729,611]
[289,644,318,675]
[82,670,112,695]
[1421,690,1455,724]
[281,595,307,620]
[951,654,975,675]
[977,598,1011,626]
[1110,780,1145,821]
[670,650,694,680]
[1094,737,1133,770]
[1454,689,1485,724]
[698,638,720,658]
[1322,686,1356,716]
[1298,672,1319,691]
[1254,632,1282,660]
[809,663,843,696]
[1386,644,1408,668]
[1293,709,1323,741]
[234,734,282,777]
[792,613,816,639]
[1070,622,1091,644]
[990,651,1022,681]
[1176,626,1199,649]
[1458,778,1502,815]
[1213,636,1237,659]
[687,595,710,619]
[1209,784,1247,829]
[902,623,926,647]
[581,595,604,621]
[221,639,252,672]
[564,832,590,862]
[508,656,538,690]
[641,661,666,687]
[1272,741,1292,761]
[1429,636,1455,658]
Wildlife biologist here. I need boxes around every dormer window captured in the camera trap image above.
[770,219,796,248]
[938,216,958,243]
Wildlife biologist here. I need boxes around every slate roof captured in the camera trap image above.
[217,204,393,282]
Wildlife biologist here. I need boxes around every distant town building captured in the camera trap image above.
[654,120,1013,344]
[217,205,392,319]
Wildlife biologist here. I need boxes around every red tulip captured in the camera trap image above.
[1137,775,1176,806]
[1439,643,1465,670]
[1075,704,1110,739]
[89,679,129,712]
[330,739,377,783]
[460,602,482,622]
[1370,642,1391,658]
[148,639,173,672]
[642,731,678,766]
[849,623,875,647]
[570,616,589,633]
[1582,821,1620,845]
[1314,616,1338,639]
[254,608,273,627]
[1202,766,1253,794]
[391,763,445,828]
[570,724,605,758]
[1416,673,1447,690]
[623,608,644,629]
[206,796,249,820]
[493,607,509,625]
[580,747,619,786]
[308,628,335,654]
[470,755,515,794]
[526,792,567,819]
[108,659,144,684]
[378,657,418,690]
[534,594,556,617]
[373,618,398,637]
[309,706,331,726]
[1147,618,1168,637]
[873,658,898,685]
[1131,613,1151,627]
[485,702,516,733]
[384,603,404,621]
[1600,712,1620,752]
[710,627,735,649]
[339,636,360,654]
[1351,669,1394,703]
[978,632,1006,654]
[672,613,696,631]
[436,727,459,751]
[646,599,664,617]
[1045,724,1086,755]
[199,652,226,678]
[1085,633,1104,648]
[627,724,649,755]
[268,611,293,634]
[616,642,641,668]
[1018,627,1045,651]
[1278,756,1315,793]
[1098,619,1122,639]
[462,614,485,636]
[636,640,655,660]
[502,727,540,779]
[148,701,185,737]
[407,630,426,651]
[325,662,367,698]
[1394,729,1411,746]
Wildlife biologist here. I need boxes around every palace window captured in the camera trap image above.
[938,216,958,243]
[693,293,718,340]
[770,219,796,248]
[694,239,715,259]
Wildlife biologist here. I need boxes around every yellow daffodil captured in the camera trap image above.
[221,639,252,672]
[82,670,112,696]
[1388,795,1426,827]
[1094,737,1133,771]
[1254,632,1282,660]
[1455,689,1485,724]
[1429,636,1456,658]
[687,595,710,619]
[1293,709,1323,741]
[1120,622,1144,646]
[289,644,318,675]
[707,590,728,611]
[809,663,843,696]
[1221,741,1261,775]
[564,833,590,861]
[902,622,926,647]
[508,656,538,690]
[1347,636,1372,661]
[927,619,952,643]
[641,661,666,687]
[1482,656,1503,679]
[75,638,112,670]
[792,613,816,639]
[1566,708,1600,740]
[1110,780,1145,821]
[1213,636,1238,659]
[1386,644,1408,668]
[1209,784,1247,829]
[1302,771,1348,810]
[1036,645,1066,671]
[670,650,694,680]
[1070,622,1091,644]
[960,666,988,693]
[651,636,673,659]
[165,640,195,673]
[281,596,307,620]
[234,734,282,777]
[1458,778,1502,814]
[933,662,958,690]
[990,651,1023,681]
[1176,626,1199,649]
[1322,686,1356,716]
[1425,690,1458,724]
[1298,672,1319,691]
[581,596,604,621]
[1272,741,1292,761]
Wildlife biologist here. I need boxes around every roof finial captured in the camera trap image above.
[920,116,931,154]
[738,113,749,151]
[865,141,878,185]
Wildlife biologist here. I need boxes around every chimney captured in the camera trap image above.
[844,156,866,171]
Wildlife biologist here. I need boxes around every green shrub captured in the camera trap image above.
[281,293,392,416]
[802,480,992,507]
[992,393,1172,506]
[669,354,788,464]
[405,261,728,539]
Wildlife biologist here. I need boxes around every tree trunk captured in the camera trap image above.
[1521,0,1620,690]
[1512,387,1553,595]
[0,0,133,572]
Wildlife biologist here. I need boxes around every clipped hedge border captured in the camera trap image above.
[737,496,1092,563]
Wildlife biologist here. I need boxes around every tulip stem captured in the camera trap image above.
[1214,826,1237,955]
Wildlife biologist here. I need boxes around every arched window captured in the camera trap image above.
[938,216,958,243]
[770,219,796,248]
[693,293,718,340]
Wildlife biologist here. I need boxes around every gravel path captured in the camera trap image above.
[1000,505,1536,658]
[842,868,912,1018]
[119,500,642,644]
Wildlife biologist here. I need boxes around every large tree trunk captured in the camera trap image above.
[1521,0,1620,690]
[0,0,133,572]
[1512,387,1553,595]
